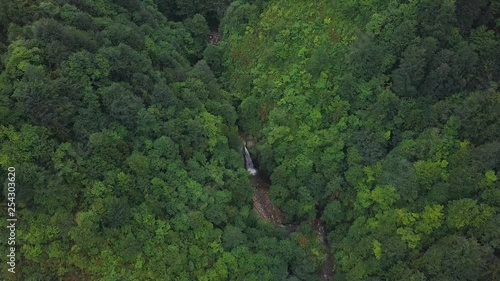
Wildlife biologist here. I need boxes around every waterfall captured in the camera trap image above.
[243,145,257,175]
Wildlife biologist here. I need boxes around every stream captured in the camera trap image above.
[242,140,335,281]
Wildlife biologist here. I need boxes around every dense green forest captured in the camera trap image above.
[224,0,500,279]
[1,0,499,280]
[0,0,322,280]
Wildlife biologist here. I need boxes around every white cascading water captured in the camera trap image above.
[243,145,257,175]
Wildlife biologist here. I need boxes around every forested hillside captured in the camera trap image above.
[223,0,500,280]
[1,0,500,280]
[0,0,323,280]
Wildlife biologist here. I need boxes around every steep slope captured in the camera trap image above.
[0,1,322,280]
[222,0,500,280]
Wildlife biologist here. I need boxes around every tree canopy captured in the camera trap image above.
[1,0,500,280]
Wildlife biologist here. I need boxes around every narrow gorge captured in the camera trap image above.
[242,138,335,281]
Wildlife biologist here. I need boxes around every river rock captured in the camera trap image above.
[246,139,255,148]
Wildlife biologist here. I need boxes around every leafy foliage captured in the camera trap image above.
[0,1,318,280]
[2,0,500,279]
[223,0,500,279]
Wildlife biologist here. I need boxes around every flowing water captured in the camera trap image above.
[243,145,258,175]
[242,140,335,280]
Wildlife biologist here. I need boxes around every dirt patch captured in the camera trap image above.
[251,176,286,226]
[313,219,335,281]
[240,136,335,280]
[249,175,335,280]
